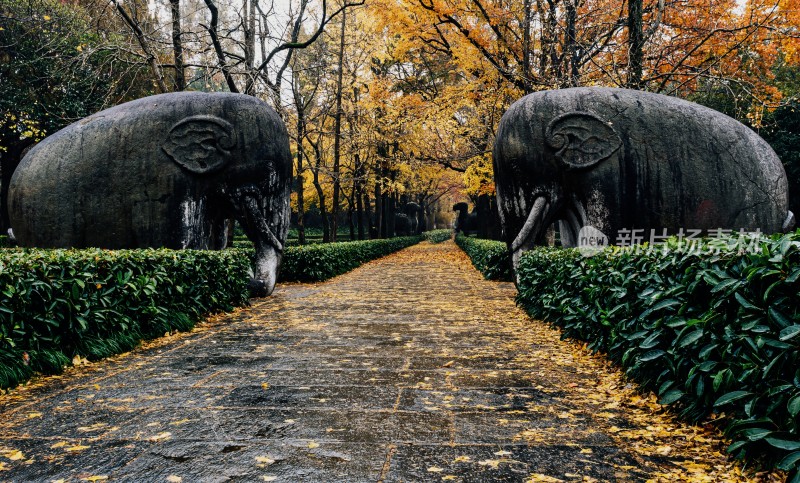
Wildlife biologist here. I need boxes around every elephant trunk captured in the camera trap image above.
[511,196,550,270]
[249,244,281,297]
[228,186,286,297]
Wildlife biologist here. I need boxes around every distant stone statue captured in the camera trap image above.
[9,92,292,296]
[493,87,793,268]
[453,202,477,235]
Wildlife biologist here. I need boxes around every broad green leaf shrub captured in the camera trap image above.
[278,236,422,282]
[455,234,513,281]
[0,248,250,389]
[516,233,800,475]
[424,230,452,244]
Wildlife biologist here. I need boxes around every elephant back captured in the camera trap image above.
[9,92,291,249]
[494,87,789,237]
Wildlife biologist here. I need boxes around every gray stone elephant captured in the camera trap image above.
[404,202,424,234]
[493,87,793,268]
[9,92,292,296]
[453,202,478,235]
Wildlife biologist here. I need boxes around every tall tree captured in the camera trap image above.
[626,0,643,88]
[0,0,129,232]
[330,7,347,241]
[169,0,186,91]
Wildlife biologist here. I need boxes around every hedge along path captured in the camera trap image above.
[0,241,783,481]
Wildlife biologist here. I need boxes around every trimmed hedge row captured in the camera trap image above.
[423,229,452,244]
[278,236,422,282]
[0,236,424,389]
[455,234,513,281]
[0,248,250,389]
[516,234,800,477]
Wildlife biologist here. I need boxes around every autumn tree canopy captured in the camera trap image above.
[1,0,797,238]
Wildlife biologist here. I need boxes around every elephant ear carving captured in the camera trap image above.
[545,112,622,170]
[162,115,236,174]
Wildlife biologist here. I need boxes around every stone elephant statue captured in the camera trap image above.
[9,92,292,296]
[394,213,413,236]
[403,202,424,235]
[493,87,793,268]
[453,202,478,235]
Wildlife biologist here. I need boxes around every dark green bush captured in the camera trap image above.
[278,236,422,282]
[455,234,513,281]
[0,236,9,248]
[0,248,250,389]
[423,229,452,244]
[516,233,800,476]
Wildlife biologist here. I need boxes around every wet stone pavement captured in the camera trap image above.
[0,241,760,482]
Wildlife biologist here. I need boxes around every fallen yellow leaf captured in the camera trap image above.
[255,456,276,465]
[307,441,319,449]
[655,445,672,456]
[148,432,172,442]
[524,474,565,483]
[453,455,471,463]
[166,476,182,483]
[65,445,90,452]
[5,450,24,461]
[427,466,444,473]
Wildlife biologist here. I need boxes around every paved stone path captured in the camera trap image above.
[0,241,762,482]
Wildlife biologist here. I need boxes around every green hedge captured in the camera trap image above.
[0,248,250,389]
[516,233,800,477]
[423,229,452,244]
[455,234,513,281]
[278,236,422,282]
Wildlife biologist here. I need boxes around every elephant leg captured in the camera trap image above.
[558,219,576,247]
[561,207,583,248]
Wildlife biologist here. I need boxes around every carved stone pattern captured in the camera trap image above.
[162,115,236,174]
[545,111,622,170]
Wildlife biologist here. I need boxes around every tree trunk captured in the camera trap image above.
[363,190,373,239]
[522,0,532,94]
[295,113,306,245]
[169,0,185,91]
[627,0,644,89]
[244,0,257,94]
[375,183,383,238]
[356,181,365,240]
[565,0,579,87]
[312,170,329,243]
[331,9,347,242]
[387,192,396,238]
[347,203,355,241]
